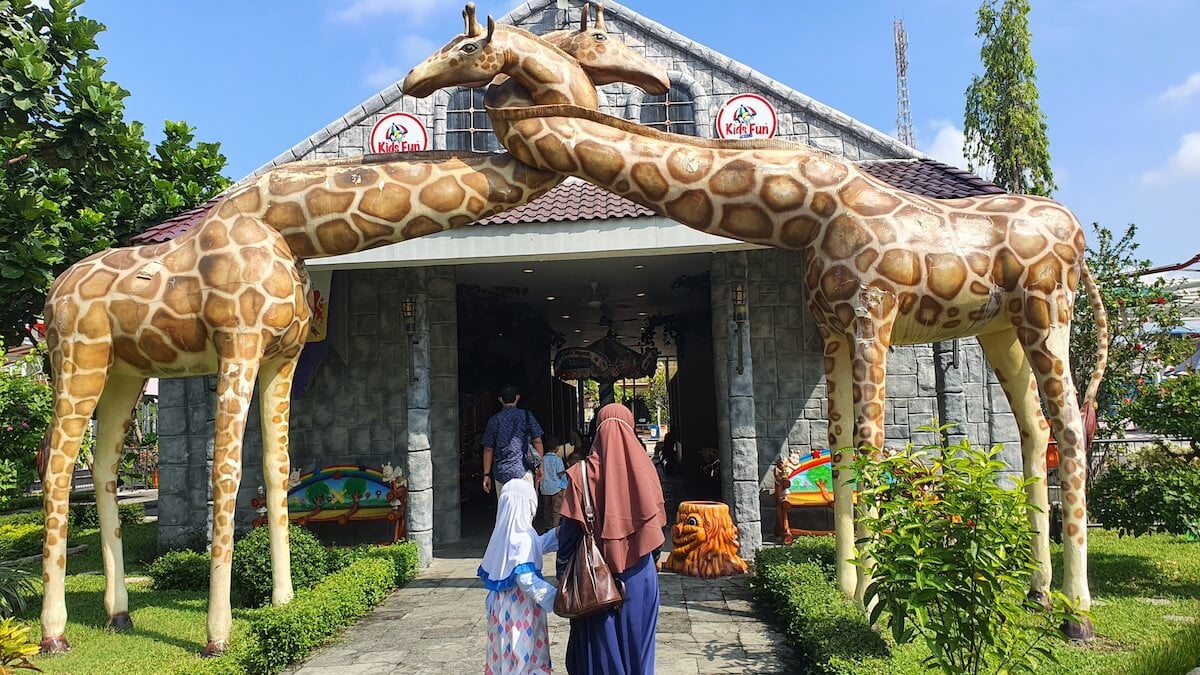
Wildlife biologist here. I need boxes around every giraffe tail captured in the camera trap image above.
[1080,259,1108,408]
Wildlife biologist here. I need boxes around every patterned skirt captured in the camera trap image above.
[485,586,553,674]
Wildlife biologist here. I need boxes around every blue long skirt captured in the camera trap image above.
[556,518,659,675]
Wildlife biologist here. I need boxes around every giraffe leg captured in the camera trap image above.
[258,353,301,607]
[978,328,1053,610]
[850,331,888,607]
[91,374,147,632]
[40,342,110,654]
[203,353,261,657]
[1018,322,1093,639]
[822,333,856,598]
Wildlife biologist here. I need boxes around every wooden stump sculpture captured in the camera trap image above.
[663,501,748,578]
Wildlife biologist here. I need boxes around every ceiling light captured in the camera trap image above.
[633,264,645,269]
[562,315,571,319]
[545,296,556,301]
[636,292,646,297]
[638,312,647,316]
[522,268,535,273]
[573,329,581,333]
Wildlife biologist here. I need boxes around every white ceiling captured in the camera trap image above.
[456,253,712,350]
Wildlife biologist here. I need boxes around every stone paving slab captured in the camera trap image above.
[288,548,797,674]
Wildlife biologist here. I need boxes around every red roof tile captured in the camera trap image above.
[132,158,1002,245]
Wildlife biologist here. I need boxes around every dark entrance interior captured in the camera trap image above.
[454,253,722,537]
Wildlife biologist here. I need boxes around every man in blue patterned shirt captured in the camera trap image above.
[482,384,545,496]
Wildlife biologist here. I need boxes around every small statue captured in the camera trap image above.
[288,468,302,488]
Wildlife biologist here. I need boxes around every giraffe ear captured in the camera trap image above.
[579,2,589,32]
[593,2,606,30]
[485,15,495,44]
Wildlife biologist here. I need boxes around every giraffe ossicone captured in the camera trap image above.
[407,7,1109,639]
[36,7,668,655]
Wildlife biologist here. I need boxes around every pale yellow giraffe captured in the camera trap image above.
[36,8,667,655]
[406,13,1110,638]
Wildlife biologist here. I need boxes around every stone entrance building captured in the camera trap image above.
[141,0,1020,565]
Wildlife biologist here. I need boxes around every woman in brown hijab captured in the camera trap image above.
[555,403,666,674]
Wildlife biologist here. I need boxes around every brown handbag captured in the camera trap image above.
[554,461,625,618]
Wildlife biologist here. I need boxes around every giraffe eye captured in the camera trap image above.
[593,33,606,41]
[461,42,478,53]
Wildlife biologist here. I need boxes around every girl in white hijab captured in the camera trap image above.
[477,477,559,674]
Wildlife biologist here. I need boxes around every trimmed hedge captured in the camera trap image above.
[231,525,328,608]
[752,539,891,675]
[148,550,210,591]
[227,542,420,674]
[0,522,42,560]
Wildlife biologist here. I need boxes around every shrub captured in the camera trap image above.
[852,426,1071,675]
[752,553,888,674]
[0,616,38,673]
[234,541,420,674]
[1127,374,1200,452]
[148,550,210,591]
[0,563,35,618]
[755,535,837,576]
[0,495,41,513]
[1091,448,1200,538]
[67,502,145,529]
[231,525,327,607]
[0,523,42,561]
[0,355,52,501]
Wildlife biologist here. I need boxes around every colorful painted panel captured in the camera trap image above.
[287,464,397,522]
[785,449,834,495]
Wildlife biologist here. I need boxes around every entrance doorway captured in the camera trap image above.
[453,253,721,537]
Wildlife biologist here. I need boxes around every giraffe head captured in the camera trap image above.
[543,2,669,94]
[403,3,502,98]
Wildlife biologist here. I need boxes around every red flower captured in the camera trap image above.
[1155,297,1167,304]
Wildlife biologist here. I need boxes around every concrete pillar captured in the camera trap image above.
[405,268,435,566]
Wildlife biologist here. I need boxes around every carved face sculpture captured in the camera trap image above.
[402,3,498,97]
[663,501,748,578]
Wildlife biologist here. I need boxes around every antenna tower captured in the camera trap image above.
[893,18,915,148]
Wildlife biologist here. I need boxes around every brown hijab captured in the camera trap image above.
[561,403,667,573]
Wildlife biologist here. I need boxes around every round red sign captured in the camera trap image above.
[715,93,777,140]
[369,112,429,153]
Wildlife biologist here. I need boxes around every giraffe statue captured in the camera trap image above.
[406,14,1110,638]
[36,8,667,655]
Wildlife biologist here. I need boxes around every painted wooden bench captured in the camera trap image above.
[252,463,408,543]
[773,448,838,543]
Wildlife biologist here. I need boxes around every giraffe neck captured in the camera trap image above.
[493,28,599,108]
[488,103,867,248]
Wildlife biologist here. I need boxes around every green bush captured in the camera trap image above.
[147,550,210,591]
[232,542,420,674]
[0,495,41,513]
[755,535,837,576]
[853,426,1071,675]
[0,512,41,528]
[752,550,888,674]
[1127,374,1200,450]
[0,522,42,561]
[0,356,52,501]
[67,502,146,529]
[1091,448,1200,538]
[231,525,327,608]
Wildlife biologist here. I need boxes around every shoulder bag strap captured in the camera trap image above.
[580,461,596,536]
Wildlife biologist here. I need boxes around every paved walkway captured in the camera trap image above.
[289,545,797,674]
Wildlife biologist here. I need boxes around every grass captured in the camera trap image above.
[756,529,1200,674]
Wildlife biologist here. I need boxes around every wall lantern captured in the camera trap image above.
[402,297,418,382]
[732,283,746,374]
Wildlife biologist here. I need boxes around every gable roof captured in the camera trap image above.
[132,158,1002,244]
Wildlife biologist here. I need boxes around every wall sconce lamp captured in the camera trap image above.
[732,283,746,374]
[402,296,417,382]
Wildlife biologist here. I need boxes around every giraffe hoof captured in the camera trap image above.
[107,611,133,632]
[201,641,227,658]
[1026,590,1052,612]
[39,635,70,654]
[1061,616,1095,642]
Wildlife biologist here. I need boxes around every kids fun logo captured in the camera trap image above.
[369,112,429,153]
[716,94,777,140]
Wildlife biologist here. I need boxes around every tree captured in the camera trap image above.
[1127,375,1200,455]
[1071,224,1192,453]
[0,0,230,347]
[963,0,1055,196]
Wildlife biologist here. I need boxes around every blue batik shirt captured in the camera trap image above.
[483,407,544,483]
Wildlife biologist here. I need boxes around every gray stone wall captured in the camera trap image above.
[156,266,460,561]
[254,0,915,174]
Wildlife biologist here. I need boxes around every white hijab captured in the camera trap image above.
[477,478,543,589]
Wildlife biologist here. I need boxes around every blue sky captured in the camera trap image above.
[83,0,1199,266]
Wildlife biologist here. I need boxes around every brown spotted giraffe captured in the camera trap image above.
[37,10,667,655]
[407,16,1110,638]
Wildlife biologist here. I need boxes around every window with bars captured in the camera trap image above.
[639,85,697,136]
[445,88,502,152]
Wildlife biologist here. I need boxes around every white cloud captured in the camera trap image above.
[329,0,455,24]
[1161,72,1200,104]
[1141,131,1200,186]
[923,121,967,169]
[363,34,437,89]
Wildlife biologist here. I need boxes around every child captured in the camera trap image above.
[539,436,568,530]
[477,478,559,674]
